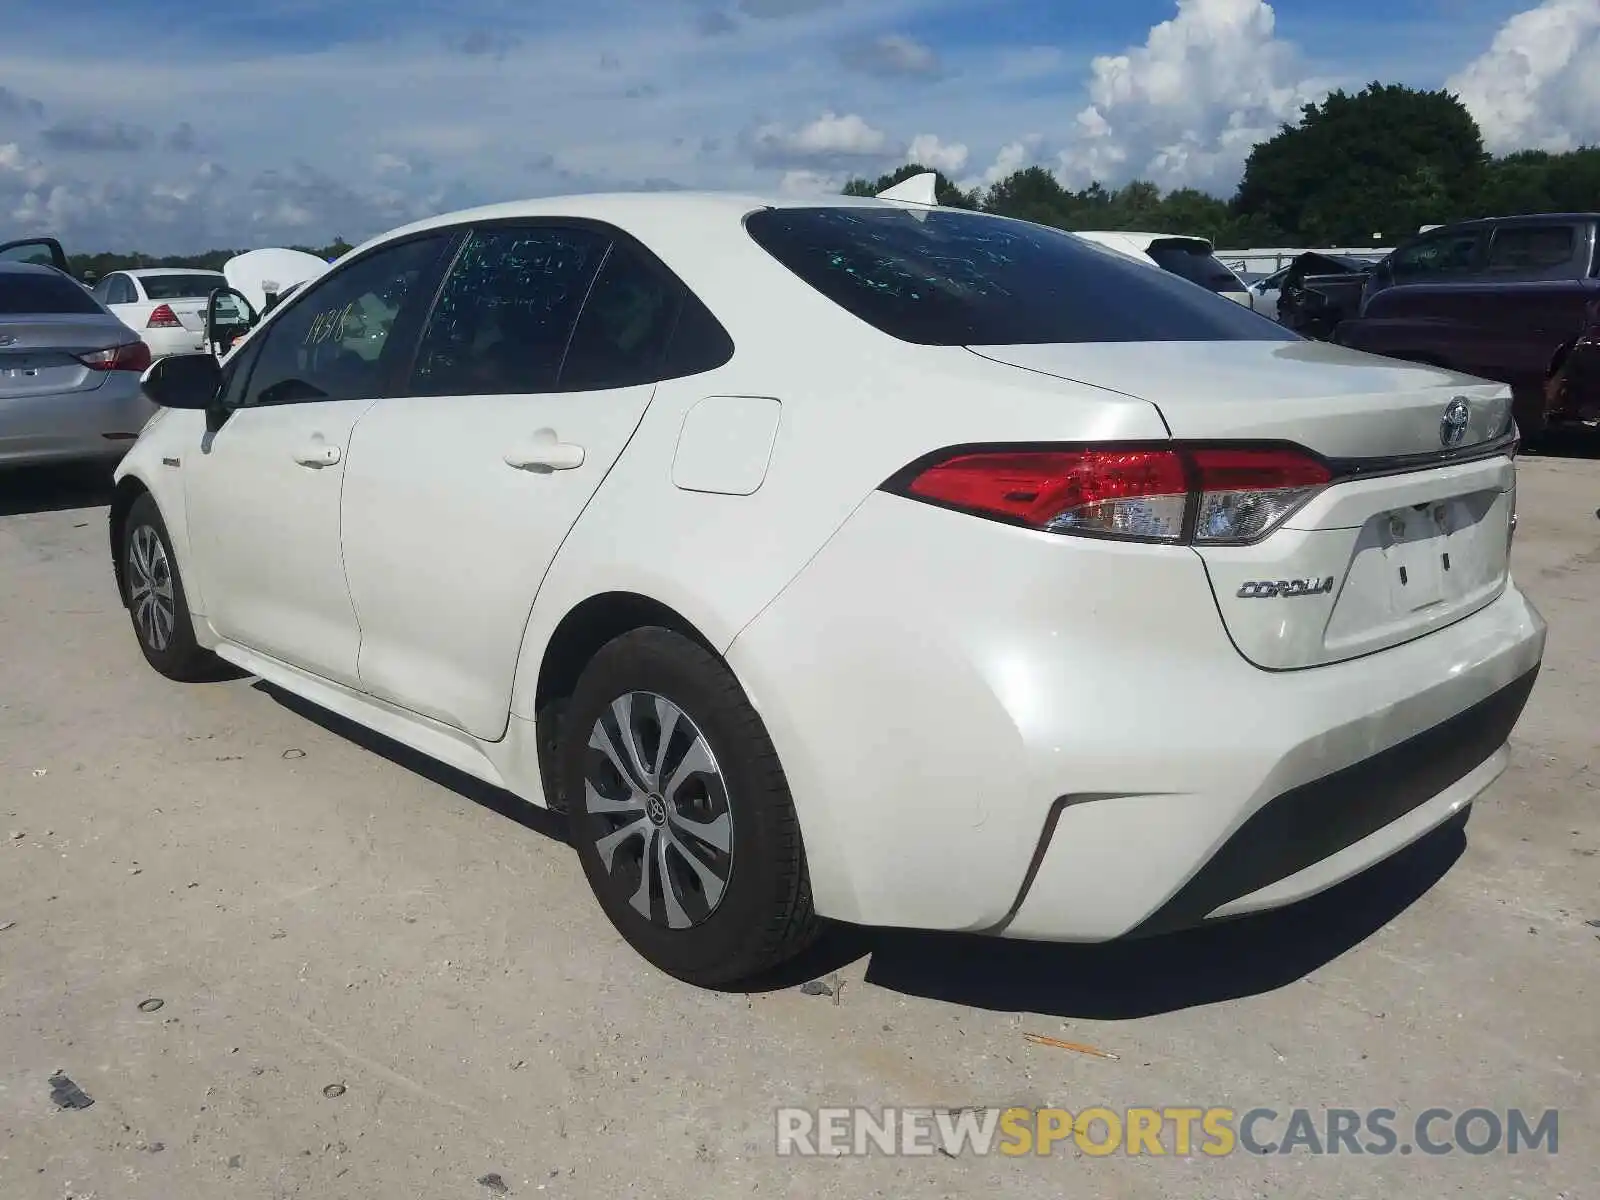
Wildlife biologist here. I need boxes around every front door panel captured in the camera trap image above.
[184,400,373,686]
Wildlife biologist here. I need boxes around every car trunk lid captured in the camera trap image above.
[0,315,128,398]
[159,299,211,332]
[968,339,1517,669]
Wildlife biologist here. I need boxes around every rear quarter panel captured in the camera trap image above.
[505,339,1169,722]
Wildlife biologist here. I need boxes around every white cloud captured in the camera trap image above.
[840,34,943,78]
[1056,0,1323,192]
[959,137,1041,192]
[779,168,843,195]
[750,111,891,164]
[4,0,1596,255]
[994,46,1068,83]
[1446,0,1600,154]
[906,133,968,174]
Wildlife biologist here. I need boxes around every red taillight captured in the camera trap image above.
[146,304,182,328]
[906,449,1190,541]
[890,443,1332,545]
[78,342,153,373]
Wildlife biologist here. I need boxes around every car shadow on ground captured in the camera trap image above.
[255,673,1467,1019]
[254,681,569,844]
[769,812,1467,1020]
[0,462,118,517]
[1526,425,1600,461]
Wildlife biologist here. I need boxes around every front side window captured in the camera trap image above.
[410,225,611,397]
[1391,230,1483,280]
[745,207,1294,345]
[241,235,448,407]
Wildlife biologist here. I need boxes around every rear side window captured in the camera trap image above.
[0,270,103,315]
[1486,225,1576,275]
[745,207,1293,345]
[559,244,682,391]
[410,226,610,397]
[141,274,226,300]
[1146,240,1242,294]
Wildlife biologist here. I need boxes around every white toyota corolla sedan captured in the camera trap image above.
[110,188,1546,986]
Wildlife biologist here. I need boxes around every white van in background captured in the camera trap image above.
[1071,231,1265,314]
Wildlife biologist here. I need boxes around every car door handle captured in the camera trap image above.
[504,433,585,472]
[292,443,341,467]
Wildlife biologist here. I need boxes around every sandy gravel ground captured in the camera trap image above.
[1,449,1596,1199]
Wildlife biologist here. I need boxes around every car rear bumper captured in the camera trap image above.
[0,374,157,468]
[726,491,1547,940]
[142,326,210,359]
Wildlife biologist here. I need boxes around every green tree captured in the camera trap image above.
[981,166,1073,225]
[1235,83,1486,244]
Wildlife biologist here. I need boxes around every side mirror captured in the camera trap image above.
[141,352,222,410]
[206,286,258,357]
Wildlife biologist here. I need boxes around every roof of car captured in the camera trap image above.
[1073,230,1214,248]
[1430,213,1600,232]
[0,260,64,276]
[123,267,226,276]
[345,190,988,256]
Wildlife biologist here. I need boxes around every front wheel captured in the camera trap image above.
[562,628,819,987]
[121,493,221,681]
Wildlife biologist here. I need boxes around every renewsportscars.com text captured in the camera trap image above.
[775,1105,1560,1158]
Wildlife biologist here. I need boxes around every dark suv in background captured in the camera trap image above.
[1334,214,1600,437]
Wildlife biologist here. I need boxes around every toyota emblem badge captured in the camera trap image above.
[1440,396,1470,447]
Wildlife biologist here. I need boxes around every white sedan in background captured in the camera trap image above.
[92,268,227,358]
[111,186,1544,987]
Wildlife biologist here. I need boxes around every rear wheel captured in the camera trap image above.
[562,628,818,987]
[122,493,219,681]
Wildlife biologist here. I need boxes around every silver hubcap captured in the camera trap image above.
[127,525,176,652]
[583,691,733,930]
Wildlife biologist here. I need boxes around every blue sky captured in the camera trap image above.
[1,0,1595,252]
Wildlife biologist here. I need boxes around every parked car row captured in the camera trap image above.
[1334,213,1600,435]
[1112,214,1600,439]
[0,237,157,469]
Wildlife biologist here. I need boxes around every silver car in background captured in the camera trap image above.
[0,261,158,470]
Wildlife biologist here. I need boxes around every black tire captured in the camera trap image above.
[1512,384,1549,448]
[562,627,818,987]
[121,493,220,681]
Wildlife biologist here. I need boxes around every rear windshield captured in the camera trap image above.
[1146,240,1243,293]
[744,207,1293,345]
[140,273,225,300]
[0,270,103,315]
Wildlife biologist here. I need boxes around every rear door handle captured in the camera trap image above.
[504,430,585,472]
[292,443,341,467]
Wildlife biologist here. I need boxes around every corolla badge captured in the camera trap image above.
[1440,396,1471,447]
[1236,577,1337,599]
